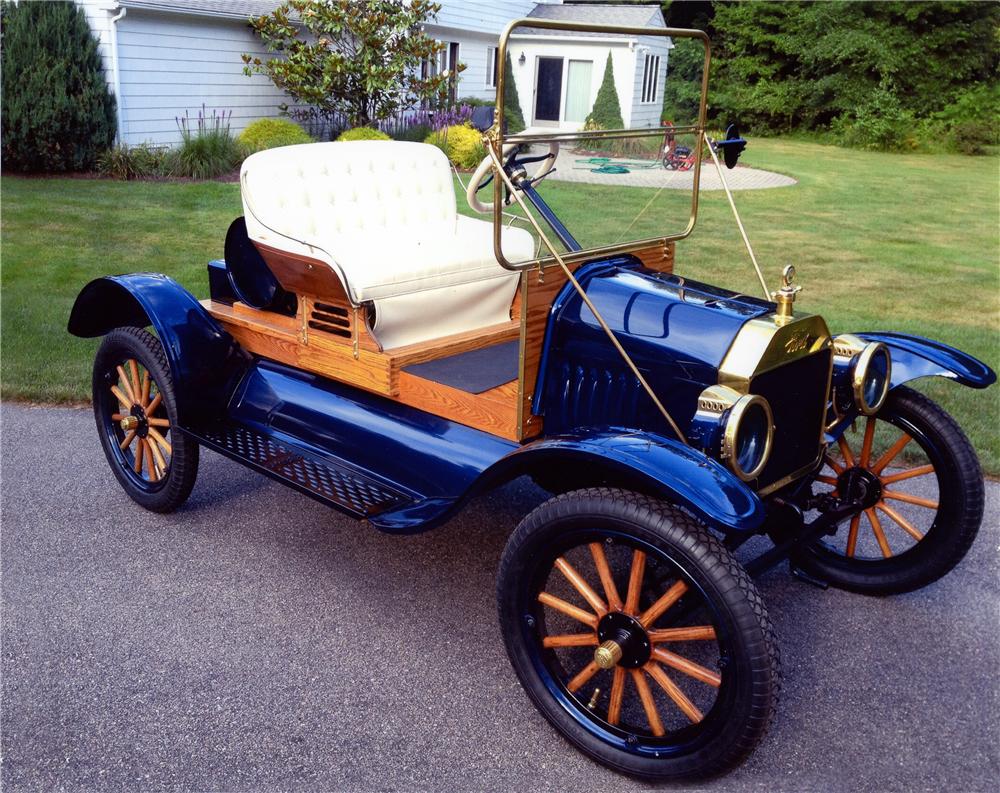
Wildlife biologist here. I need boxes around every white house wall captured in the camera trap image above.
[630,34,671,130]
[507,36,634,130]
[114,9,291,145]
[423,27,499,104]
[79,1,116,78]
[427,0,541,104]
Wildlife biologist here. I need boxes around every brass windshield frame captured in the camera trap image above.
[492,19,711,271]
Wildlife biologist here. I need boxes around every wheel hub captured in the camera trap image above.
[837,466,882,509]
[120,405,149,438]
[596,612,651,669]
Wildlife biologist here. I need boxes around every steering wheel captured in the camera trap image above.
[466,142,559,214]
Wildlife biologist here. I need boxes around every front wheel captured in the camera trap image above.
[92,326,199,513]
[497,488,780,780]
[795,386,984,594]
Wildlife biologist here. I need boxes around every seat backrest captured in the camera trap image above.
[241,141,457,245]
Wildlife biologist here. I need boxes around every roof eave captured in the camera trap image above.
[117,1,270,22]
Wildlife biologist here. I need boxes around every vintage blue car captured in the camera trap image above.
[68,19,994,781]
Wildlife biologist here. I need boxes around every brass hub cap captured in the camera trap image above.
[109,358,172,483]
[536,544,723,733]
[818,416,938,558]
[595,611,651,669]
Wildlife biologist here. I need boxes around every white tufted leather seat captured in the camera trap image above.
[240,141,533,349]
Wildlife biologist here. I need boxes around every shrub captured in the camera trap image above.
[337,126,391,142]
[930,84,1000,155]
[585,53,624,131]
[831,88,918,152]
[239,117,313,152]
[166,106,245,179]
[1,0,116,172]
[423,124,486,169]
[393,123,433,143]
[950,121,995,156]
[98,143,168,180]
[503,51,525,134]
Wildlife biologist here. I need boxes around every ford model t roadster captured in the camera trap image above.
[68,19,993,780]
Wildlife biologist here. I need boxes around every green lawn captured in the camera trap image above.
[2,139,998,471]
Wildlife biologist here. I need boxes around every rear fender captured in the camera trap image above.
[477,430,764,533]
[67,274,245,423]
[856,332,996,390]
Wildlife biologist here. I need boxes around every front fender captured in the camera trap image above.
[856,332,996,390]
[68,274,244,424]
[479,430,764,533]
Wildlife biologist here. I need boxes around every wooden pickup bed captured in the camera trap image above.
[206,241,674,442]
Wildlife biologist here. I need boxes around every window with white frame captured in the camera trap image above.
[486,46,499,88]
[641,53,660,104]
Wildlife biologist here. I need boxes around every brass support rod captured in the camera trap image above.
[704,132,770,299]
[488,144,690,446]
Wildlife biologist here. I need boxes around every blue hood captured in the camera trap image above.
[535,258,772,435]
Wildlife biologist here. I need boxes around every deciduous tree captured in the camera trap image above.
[244,0,462,128]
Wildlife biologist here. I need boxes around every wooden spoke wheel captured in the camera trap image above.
[497,488,779,780]
[797,386,984,594]
[92,327,198,513]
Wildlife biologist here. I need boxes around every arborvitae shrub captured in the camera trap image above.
[1,0,116,172]
[585,53,625,131]
[503,51,526,134]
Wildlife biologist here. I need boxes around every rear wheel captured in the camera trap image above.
[497,488,779,780]
[92,326,198,513]
[795,386,983,594]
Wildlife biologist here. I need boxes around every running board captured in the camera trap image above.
[191,421,413,519]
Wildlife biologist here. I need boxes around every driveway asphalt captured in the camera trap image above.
[2,402,997,792]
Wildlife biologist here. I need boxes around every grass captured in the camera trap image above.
[2,139,998,471]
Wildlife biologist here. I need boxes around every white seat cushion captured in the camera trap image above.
[240,141,531,303]
[323,215,532,301]
[240,140,533,348]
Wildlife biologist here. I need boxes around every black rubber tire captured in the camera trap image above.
[794,387,983,595]
[497,488,780,780]
[92,326,199,513]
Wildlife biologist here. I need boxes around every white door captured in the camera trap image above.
[564,60,593,123]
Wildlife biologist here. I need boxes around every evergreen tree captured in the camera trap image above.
[503,51,525,134]
[1,0,116,172]
[585,52,624,130]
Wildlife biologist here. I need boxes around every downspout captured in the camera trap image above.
[109,5,127,143]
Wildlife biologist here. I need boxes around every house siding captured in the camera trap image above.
[428,0,539,103]
[78,0,671,143]
[434,0,540,37]
[630,34,671,130]
[96,6,292,145]
[80,1,115,76]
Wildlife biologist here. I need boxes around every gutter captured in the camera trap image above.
[109,4,127,144]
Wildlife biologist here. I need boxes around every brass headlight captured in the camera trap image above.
[833,335,891,416]
[692,385,774,482]
[852,342,891,415]
[722,394,774,481]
